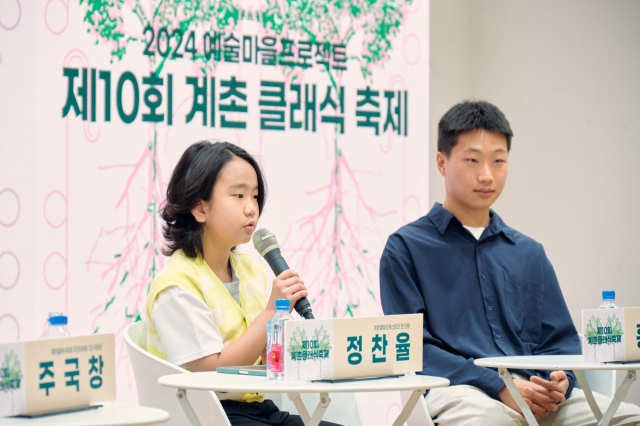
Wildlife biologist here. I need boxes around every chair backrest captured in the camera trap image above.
[578,334,616,397]
[124,321,231,426]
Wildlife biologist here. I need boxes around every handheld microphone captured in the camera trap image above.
[252,228,315,320]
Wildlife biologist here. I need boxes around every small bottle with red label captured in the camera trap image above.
[267,299,292,380]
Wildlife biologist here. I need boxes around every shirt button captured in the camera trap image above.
[481,274,486,279]
[495,334,501,339]
[487,306,493,311]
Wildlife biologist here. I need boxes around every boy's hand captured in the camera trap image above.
[499,379,554,417]
[268,269,308,313]
[529,371,569,403]
[498,371,568,418]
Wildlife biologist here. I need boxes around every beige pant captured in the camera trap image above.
[426,385,640,426]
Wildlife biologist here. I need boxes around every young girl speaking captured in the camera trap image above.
[145,140,341,426]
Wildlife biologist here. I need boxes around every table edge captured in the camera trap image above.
[474,356,640,370]
[157,373,450,393]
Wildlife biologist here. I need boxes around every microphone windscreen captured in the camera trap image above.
[252,228,279,256]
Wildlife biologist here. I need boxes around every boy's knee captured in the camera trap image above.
[476,404,523,426]
[427,385,524,426]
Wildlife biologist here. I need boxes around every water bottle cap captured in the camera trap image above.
[602,290,616,301]
[275,299,290,311]
[49,315,68,326]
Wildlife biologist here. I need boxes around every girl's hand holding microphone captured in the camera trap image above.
[268,269,308,314]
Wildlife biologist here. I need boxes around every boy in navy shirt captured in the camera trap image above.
[380,101,640,425]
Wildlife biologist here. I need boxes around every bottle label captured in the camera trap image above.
[268,343,283,372]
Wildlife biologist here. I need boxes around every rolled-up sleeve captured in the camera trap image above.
[152,287,225,367]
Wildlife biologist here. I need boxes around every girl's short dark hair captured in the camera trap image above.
[438,100,513,157]
[160,140,267,258]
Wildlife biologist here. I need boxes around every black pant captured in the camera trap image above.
[221,399,343,426]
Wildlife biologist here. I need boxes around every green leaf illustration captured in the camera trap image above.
[1,350,23,392]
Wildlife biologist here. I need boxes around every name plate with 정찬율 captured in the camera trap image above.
[283,314,422,381]
[0,333,115,417]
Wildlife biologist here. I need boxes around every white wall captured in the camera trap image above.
[431,0,640,404]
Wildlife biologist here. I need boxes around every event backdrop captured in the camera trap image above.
[0,0,429,417]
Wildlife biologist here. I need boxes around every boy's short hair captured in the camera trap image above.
[438,100,514,157]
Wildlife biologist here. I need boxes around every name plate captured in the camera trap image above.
[283,314,422,381]
[582,307,640,363]
[0,333,115,417]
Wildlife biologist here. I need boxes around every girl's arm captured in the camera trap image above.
[185,269,307,372]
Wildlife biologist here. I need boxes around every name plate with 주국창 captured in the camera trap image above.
[283,314,422,381]
[0,333,115,417]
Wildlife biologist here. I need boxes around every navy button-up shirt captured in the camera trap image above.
[380,203,581,399]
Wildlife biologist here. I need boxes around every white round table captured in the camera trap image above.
[0,404,169,425]
[158,372,449,426]
[475,355,640,426]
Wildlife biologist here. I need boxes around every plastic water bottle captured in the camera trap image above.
[599,290,619,309]
[267,299,292,380]
[40,313,71,339]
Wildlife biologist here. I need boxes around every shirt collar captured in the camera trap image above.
[427,203,516,244]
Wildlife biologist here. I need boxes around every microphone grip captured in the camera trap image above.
[264,250,290,276]
[263,249,315,320]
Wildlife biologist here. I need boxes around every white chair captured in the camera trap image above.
[124,321,363,426]
[125,321,230,426]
